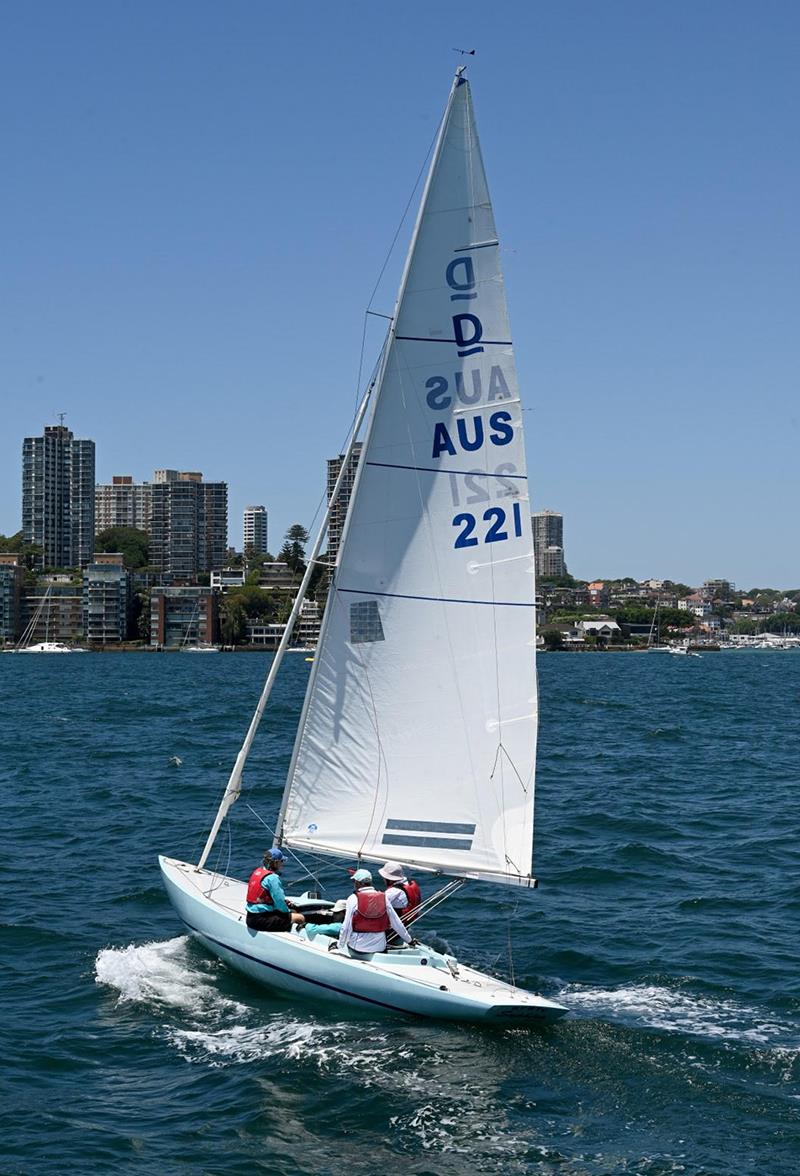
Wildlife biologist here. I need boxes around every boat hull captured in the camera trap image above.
[159,857,566,1024]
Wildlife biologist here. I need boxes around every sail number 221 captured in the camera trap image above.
[453,502,523,548]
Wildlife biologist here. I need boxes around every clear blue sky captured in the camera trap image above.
[2,1,798,588]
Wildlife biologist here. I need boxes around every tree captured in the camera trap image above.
[244,545,273,575]
[664,582,693,598]
[615,603,693,630]
[0,531,43,570]
[226,584,281,620]
[95,527,149,569]
[134,590,151,641]
[542,630,564,650]
[281,523,309,574]
[538,572,576,588]
[220,598,248,645]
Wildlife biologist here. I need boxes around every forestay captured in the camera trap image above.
[279,73,538,887]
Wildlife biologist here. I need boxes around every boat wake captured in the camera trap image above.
[559,981,799,1048]
[94,936,414,1070]
[94,935,248,1017]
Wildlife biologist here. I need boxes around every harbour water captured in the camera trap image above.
[2,651,798,1175]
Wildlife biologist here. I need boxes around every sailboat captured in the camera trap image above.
[645,600,672,653]
[16,586,87,653]
[179,598,221,652]
[160,69,567,1023]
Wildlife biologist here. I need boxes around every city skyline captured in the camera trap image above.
[0,418,789,591]
[3,4,799,587]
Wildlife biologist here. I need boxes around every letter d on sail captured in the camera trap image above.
[453,313,484,357]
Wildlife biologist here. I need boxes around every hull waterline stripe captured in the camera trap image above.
[181,918,423,1017]
[387,819,476,835]
[366,461,527,481]
[336,588,535,609]
[382,834,473,851]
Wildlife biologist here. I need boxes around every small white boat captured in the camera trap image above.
[14,586,86,652]
[19,640,86,654]
[181,644,221,653]
[161,68,566,1025]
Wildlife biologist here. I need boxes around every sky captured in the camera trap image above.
[2,1,798,588]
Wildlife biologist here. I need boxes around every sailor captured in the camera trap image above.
[378,861,422,925]
[335,868,415,955]
[245,848,306,932]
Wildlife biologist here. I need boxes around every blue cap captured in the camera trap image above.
[265,847,286,862]
[352,868,372,883]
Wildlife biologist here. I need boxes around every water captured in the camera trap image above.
[2,651,798,1175]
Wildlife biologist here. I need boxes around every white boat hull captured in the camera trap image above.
[159,856,566,1024]
[18,642,86,653]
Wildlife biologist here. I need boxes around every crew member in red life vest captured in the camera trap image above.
[378,861,422,925]
[245,848,306,933]
[336,868,415,955]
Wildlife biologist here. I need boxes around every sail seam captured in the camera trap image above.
[336,587,535,608]
[395,335,512,345]
[366,460,527,480]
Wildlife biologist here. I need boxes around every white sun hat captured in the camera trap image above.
[378,861,407,883]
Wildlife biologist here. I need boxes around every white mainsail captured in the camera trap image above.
[278,72,538,887]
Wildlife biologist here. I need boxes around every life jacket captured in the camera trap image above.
[395,878,422,924]
[246,866,275,907]
[352,889,390,933]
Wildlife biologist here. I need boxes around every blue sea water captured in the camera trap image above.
[1,650,798,1176]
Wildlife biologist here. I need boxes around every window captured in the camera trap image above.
[350,599,384,644]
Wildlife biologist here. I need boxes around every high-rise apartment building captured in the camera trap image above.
[95,476,152,534]
[149,585,218,647]
[531,510,566,579]
[326,442,362,564]
[149,470,228,580]
[22,424,96,568]
[0,555,25,644]
[243,505,269,555]
[83,552,130,644]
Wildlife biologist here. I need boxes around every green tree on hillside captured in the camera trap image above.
[95,527,149,569]
[220,598,248,645]
[0,531,43,570]
[279,524,309,574]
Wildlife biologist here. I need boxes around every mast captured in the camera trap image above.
[196,380,376,871]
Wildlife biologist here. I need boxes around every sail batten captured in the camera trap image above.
[278,74,538,888]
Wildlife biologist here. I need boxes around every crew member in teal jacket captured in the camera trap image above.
[245,848,306,932]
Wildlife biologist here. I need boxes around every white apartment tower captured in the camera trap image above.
[326,442,363,564]
[243,506,269,556]
[531,510,567,578]
[95,476,152,534]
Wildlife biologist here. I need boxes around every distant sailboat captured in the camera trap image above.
[179,598,220,652]
[646,600,671,652]
[16,586,86,653]
[160,69,566,1023]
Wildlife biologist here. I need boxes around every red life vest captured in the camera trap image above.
[246,866,275,907]
[352,889,391,933]
[395,879,422,924]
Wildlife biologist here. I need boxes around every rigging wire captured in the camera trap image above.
[351,114,443,411]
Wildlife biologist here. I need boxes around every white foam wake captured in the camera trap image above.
[559,982,799,1047]
[94,935,248,1017]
